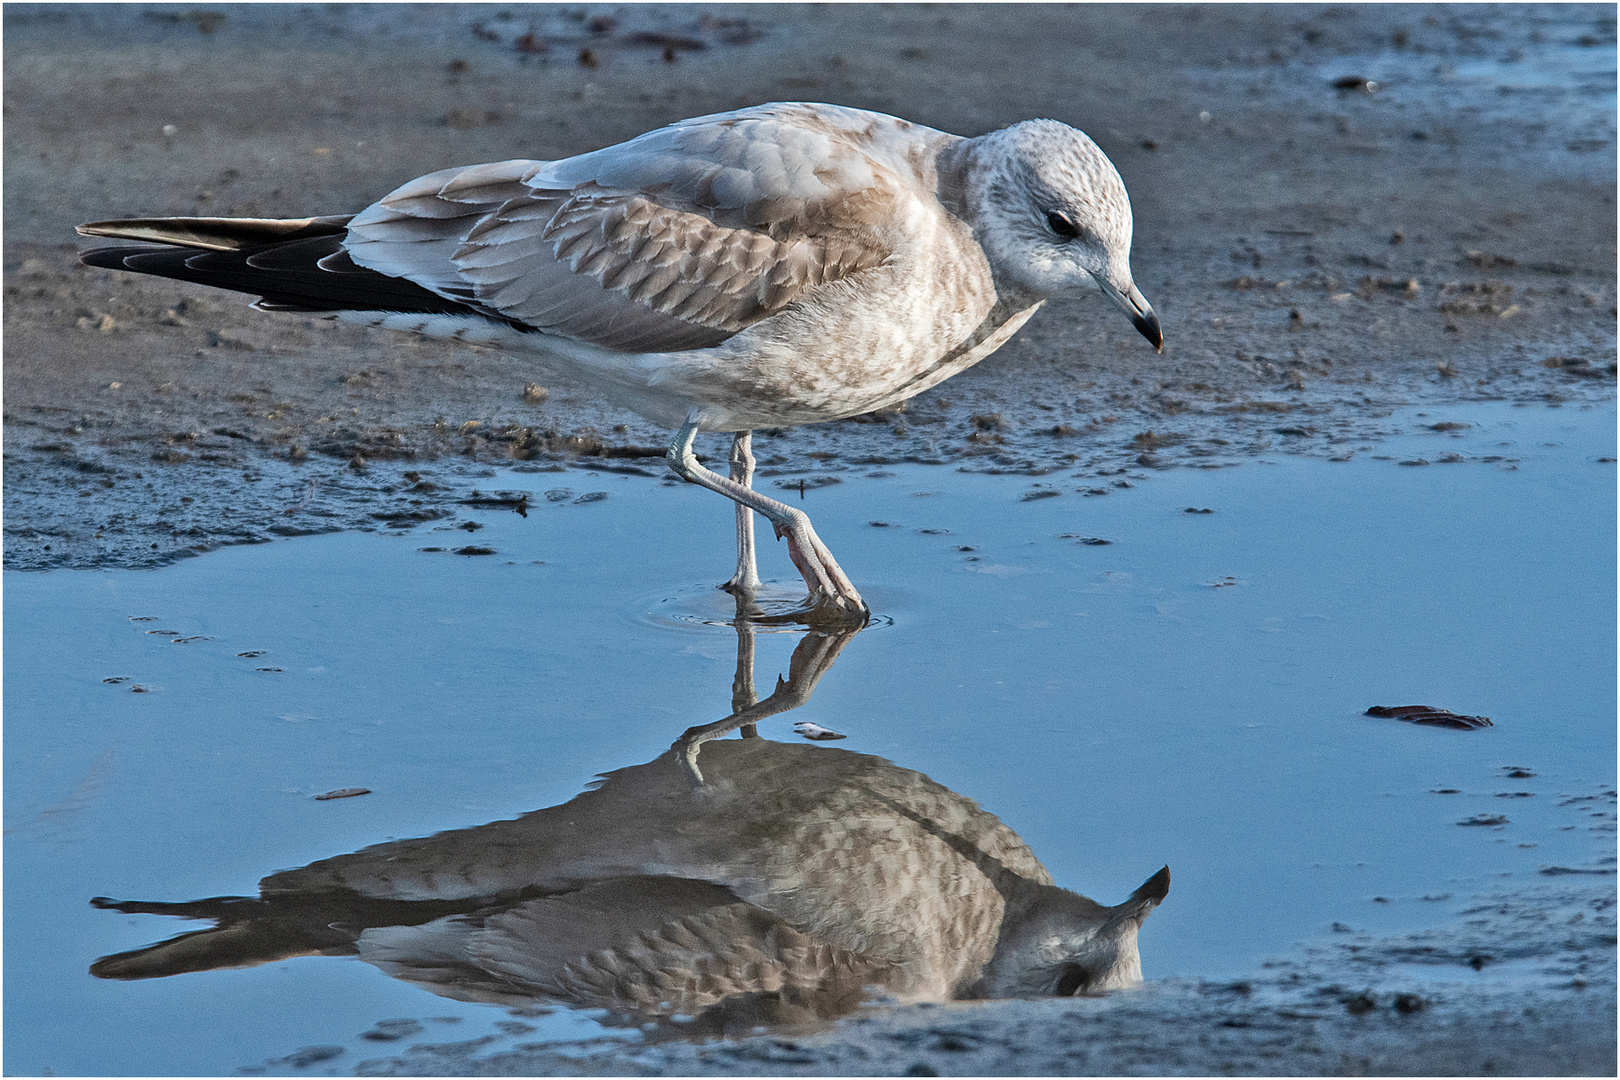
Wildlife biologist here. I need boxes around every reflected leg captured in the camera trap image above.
[732,608,759,738]
[675,627,860,785]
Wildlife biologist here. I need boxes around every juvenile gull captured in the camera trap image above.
[79,102,1162,622]
[89,737,1171,1014]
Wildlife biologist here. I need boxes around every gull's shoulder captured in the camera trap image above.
[540,102,958,220]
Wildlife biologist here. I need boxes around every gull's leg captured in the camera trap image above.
[723,431,761,596]
[667,415,866,623]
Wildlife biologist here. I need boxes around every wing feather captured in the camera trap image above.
[76,215,351,251]
[344,105,920,353]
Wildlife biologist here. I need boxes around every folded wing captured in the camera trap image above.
[346,104,910,353]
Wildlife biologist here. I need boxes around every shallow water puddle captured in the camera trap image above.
[5,402,1614,1076]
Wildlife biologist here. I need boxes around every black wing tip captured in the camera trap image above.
[77,235,483,320]
[79,245,147,270]
[80,248,117,269]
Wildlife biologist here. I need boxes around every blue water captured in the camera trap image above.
[5,401,1615,1076]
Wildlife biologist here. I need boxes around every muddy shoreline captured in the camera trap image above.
[353,881,1616,1077]
[4,3,1614,572]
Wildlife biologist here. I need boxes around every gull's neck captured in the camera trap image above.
[932,135,979,225]
[934,132,1042,311]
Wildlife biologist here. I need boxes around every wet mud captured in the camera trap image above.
[4,3,1615,571]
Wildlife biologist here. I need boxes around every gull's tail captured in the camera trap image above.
[78,215,352,251]
[86,891,484,979]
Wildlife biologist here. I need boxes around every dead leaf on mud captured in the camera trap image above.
[1366,704,1493,730]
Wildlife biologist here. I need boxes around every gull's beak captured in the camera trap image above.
[1094,274,1163,353]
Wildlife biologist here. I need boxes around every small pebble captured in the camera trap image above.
[272,1046,343,1069]
[1457,814,1509,827]
[360,1018,421,1041]
[1332,75,1379,93]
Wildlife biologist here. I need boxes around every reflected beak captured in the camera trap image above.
[1094,274,1163,353]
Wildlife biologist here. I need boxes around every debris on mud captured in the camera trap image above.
[793,722,846,741]
[1366,705,1493,730]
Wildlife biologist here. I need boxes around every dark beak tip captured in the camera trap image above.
[1134,314,1164,353]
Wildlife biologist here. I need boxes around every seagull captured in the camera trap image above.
[90,737,1170,1016]
[79,102,1163,623]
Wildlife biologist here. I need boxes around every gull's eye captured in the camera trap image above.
[1045,210,1080,241]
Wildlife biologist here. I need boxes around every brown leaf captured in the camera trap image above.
[1365,705,1492,730]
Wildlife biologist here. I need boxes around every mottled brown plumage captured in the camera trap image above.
[89,739,1167,1024]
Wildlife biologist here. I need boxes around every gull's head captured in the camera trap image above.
[974,866,1170,999]
[965,119,1162,351]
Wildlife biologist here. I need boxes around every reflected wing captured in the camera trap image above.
[345,105,911,353]
[357,876,902,1016]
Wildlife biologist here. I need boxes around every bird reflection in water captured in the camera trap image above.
[90,620,1169,1038]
